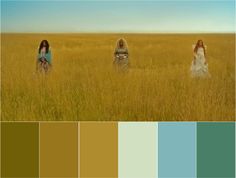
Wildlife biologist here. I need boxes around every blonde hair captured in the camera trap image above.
[116,38,128,49]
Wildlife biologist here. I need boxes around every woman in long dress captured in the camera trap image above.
[190,40,210,77]
[36,40,52,73]
[114,38,129,71]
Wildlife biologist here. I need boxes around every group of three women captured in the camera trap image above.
[37,38,210,77]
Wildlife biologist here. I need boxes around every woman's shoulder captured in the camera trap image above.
[199,46,207,50]
[37,47,52,51]
[192,44,207,50]
[116,47,128,51]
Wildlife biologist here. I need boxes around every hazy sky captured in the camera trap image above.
[1,0,235,33]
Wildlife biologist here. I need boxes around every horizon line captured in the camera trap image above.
[1,32,235,35]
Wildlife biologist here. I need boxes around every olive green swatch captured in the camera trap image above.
[0,121,1,177]
[1,122,39,178]
[197,122,235,178]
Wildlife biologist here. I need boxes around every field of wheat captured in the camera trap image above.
[1,33,235,121]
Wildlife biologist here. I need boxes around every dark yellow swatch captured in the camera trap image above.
[80,122,118,178]
[0,121,1,178]
[40,122,78,178]
[1,122,39,178]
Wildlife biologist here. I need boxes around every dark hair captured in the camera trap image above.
[38,40,49,54]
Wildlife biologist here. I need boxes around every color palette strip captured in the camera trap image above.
[1,122,235,178]
[197,122,235,178]
[80,122,118,178]
[119,122,157,177]
[1,122,39,178]
[40,123,78,178]
[158,122,196,178]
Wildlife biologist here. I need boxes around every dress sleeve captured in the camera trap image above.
[45,50,52,63]
[48,50,52,60]
[37,49,40,60]
[125,48,129,56]
[114,48,118,55]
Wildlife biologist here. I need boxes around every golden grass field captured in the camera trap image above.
[1,33,235,121]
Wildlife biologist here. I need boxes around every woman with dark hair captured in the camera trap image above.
[36,40,52,73]
[114,38,129,71]
[190,40,210,77]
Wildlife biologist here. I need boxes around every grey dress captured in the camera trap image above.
[114,48,129,70]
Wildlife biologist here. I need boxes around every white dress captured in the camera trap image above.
[190,46,210,77]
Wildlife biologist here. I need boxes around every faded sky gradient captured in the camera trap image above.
[1,0,235,33]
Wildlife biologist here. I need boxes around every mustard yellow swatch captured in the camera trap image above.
[40,122,78,178]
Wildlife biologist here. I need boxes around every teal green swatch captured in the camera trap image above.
[197,122,235,178]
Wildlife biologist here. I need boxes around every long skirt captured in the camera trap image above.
[114,58,129,72]
[190,57,210,78]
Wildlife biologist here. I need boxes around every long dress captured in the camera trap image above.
[114,48,129,71]
[36,48,52,73]
[37,48,52,64]
[190,47,210,77]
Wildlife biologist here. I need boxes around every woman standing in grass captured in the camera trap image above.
[114,38,129,71]
[37,40,52,73]
[190,39,210,77]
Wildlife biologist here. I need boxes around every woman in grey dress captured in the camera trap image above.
[114,38,129,71]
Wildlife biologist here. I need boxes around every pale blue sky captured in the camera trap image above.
[1,0,235,33]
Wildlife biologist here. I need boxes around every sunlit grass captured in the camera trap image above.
[1,33,235,121]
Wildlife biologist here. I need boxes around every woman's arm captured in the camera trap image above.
[204,56,207,64]
[204,50,207,64]
[193,52,197,64]
[114,48,118,56]
[125,48,129,57]
[36,53,40,71]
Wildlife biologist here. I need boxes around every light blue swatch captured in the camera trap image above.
[158,122,196,178]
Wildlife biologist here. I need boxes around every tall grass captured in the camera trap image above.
[1,34,235,121]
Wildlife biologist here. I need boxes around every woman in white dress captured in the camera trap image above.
[190,40,210,77]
